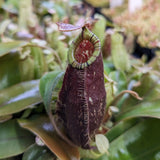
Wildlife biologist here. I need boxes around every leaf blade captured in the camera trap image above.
[0,80,42,116]
[117,99,160,121]
[0,41,27,57]
[0,119,34,159]
[106,118,160,160]
[39,71,64,113]
[22,144,54,160]
[18,115,80,160]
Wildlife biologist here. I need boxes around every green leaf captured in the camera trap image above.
[82,120,138,160]
[109,90,142,108]
[0,52,21,90]
[92,15,106,45]
[0,119,34,159]
[111,33,130,71]
[105,118,160,160]
[122,73,160,109]
[0,80,42,116]
[0,80,39,104]
[79,149,102,159]
[0,45,48,90]
[0,41,27,57]
[109,71,127,93]
[108,71,128,108]
[106,119,138,142]
[30,47,47,78]
[117,99,160,121]
[84,119,160,160]
[18,53,35,82]
[0,115,12,123]
[22,144,54,160]
[39,71,64,113]
[104,73,117,106]
[103,59,113,74]
[0,51,35,90]
[0,157,17,160]
[18,115,80,160]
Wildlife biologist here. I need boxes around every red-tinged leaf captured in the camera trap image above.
[18,115,80,160]
[56,22,83,32]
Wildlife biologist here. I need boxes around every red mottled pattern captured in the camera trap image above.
[75,40,94,63]
[56,53,106,149]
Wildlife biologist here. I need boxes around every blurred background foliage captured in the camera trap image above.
[0,0,160,160]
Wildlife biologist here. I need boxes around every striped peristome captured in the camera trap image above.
[68,27,101,69]
[56,26,106,149]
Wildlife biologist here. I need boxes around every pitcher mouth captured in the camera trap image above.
[68,27,101,69]
[75,39,94,63]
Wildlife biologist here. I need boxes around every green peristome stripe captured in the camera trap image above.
[68,27,101,69]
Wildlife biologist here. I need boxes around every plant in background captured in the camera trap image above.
[103,0,160,48]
